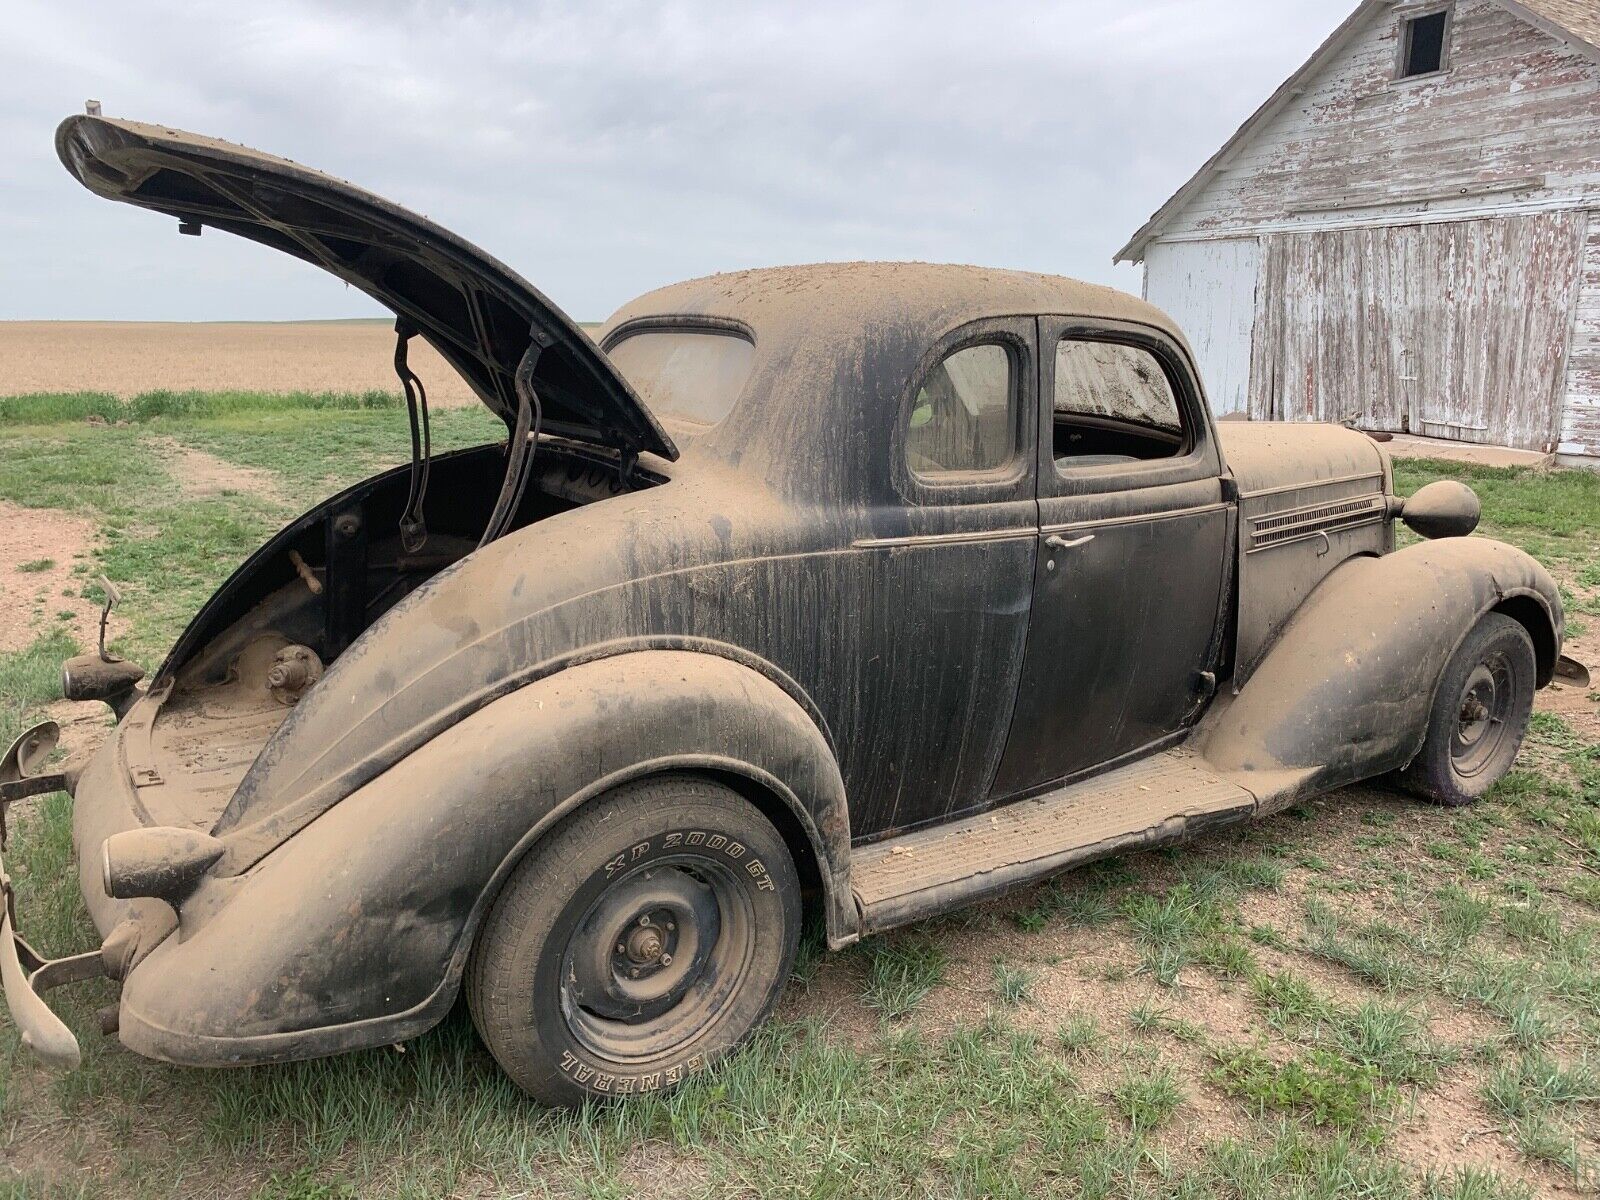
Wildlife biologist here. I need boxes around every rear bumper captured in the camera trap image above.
[1,723,114,1071]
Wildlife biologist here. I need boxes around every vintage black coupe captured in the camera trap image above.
[1,115,1585,1105]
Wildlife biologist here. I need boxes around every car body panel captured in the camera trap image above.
[1218,422,1395,685]
[1197,536,1563,812]
[111,651,850,1064]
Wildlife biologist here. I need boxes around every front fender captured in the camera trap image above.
[1197,537,1561,809]
[117,650,851,1067]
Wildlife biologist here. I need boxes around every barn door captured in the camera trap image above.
[1143,238,1260,418]
[1252,213,1586,450]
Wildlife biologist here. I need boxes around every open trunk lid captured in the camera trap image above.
[56,114,676,461]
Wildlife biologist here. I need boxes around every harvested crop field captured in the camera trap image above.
[0,320,594,408]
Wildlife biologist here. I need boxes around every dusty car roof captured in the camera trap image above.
[602,263,1187,501]
[605,261,1180,348]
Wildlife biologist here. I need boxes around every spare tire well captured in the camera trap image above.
[1493,595,1556,687]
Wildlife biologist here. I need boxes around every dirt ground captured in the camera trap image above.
[0,321,484,406]
[0,499,107,655]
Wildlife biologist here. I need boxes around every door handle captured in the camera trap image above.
[1045,533,1095,551]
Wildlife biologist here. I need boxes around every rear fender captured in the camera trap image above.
[1196,538,1561,811]
[118,650,851,1066]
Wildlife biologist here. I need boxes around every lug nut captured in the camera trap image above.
[660,953,673,966]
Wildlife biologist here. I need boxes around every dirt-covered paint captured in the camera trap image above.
[3,115,1572,1088]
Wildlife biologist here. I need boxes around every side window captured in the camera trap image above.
[1054,339,1187,471]
[906,343,1015,477]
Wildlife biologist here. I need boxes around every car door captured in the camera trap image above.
[989,317,1231,799]
[844,318,1041,838]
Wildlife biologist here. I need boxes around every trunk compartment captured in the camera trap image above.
[124,443,661,834]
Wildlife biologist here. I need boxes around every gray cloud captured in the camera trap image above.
[3,0,1349,322]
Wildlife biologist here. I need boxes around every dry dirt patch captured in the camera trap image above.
[0,499,105,654]
[147,435,286,504]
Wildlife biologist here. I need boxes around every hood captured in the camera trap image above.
[1216,421,1388,498]
[56,114,676,461]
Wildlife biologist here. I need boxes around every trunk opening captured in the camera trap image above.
[125,441,662,834]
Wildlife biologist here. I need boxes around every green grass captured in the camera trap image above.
[991,960,1034,1005]
[857,934,947,1019]
[1392,459,1600,563]
[1112,1061,1184,1131]
[1211,1045,1397,1132]
[0,389,401,426]
[1,416,1598,1197]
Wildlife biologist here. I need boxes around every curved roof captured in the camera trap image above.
[605,261,1175,349]
[601,262,1183,500]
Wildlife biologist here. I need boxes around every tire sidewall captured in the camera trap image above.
[1413,614,1536,806]
[473,778,800,1103]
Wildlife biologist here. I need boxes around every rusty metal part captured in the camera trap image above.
[266,645,323,706]
[286,550,323,596]
[1555,655,1590,687]
[100,903,178,980]
[0,723,67,820]
[478,335,544,549]
[2,842,107,1071]
[394,320,432,553]
[95,576,123,664]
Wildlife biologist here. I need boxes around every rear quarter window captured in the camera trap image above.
[605,329,755,428]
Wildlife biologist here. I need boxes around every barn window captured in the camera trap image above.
[1398,9,1449,78]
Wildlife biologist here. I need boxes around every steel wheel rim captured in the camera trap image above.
[560,855,757,1063]
[1451,651,1516,778]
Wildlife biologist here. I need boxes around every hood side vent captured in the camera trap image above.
[1248,494,1386,553]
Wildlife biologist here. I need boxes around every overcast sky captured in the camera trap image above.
[4,0,1350,323]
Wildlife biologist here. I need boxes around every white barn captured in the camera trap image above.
[1117,0,1600,466]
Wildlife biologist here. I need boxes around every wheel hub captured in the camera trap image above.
[567,867,720,1023]
[1451,656,1513,778]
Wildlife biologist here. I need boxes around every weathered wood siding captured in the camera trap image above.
[1560,213,1600,457]
[1249,212,1586,449]
[1162,0,1600,241]
[1143,239,1261,415]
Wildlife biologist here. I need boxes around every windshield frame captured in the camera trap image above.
[601,316,757,432]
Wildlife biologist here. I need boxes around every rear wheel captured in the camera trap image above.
[466,775,801,1105]
[1401,613,1535,807]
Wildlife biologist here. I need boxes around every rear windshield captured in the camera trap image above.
[605,329,755,428]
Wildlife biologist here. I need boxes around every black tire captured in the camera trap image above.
[1401,613,1536,807]
[466,775,801,1106]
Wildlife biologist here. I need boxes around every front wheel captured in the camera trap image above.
[1401,613,1536,807]
[466,775,801,1105]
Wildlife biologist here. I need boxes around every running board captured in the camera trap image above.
[851,749,1256,934]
